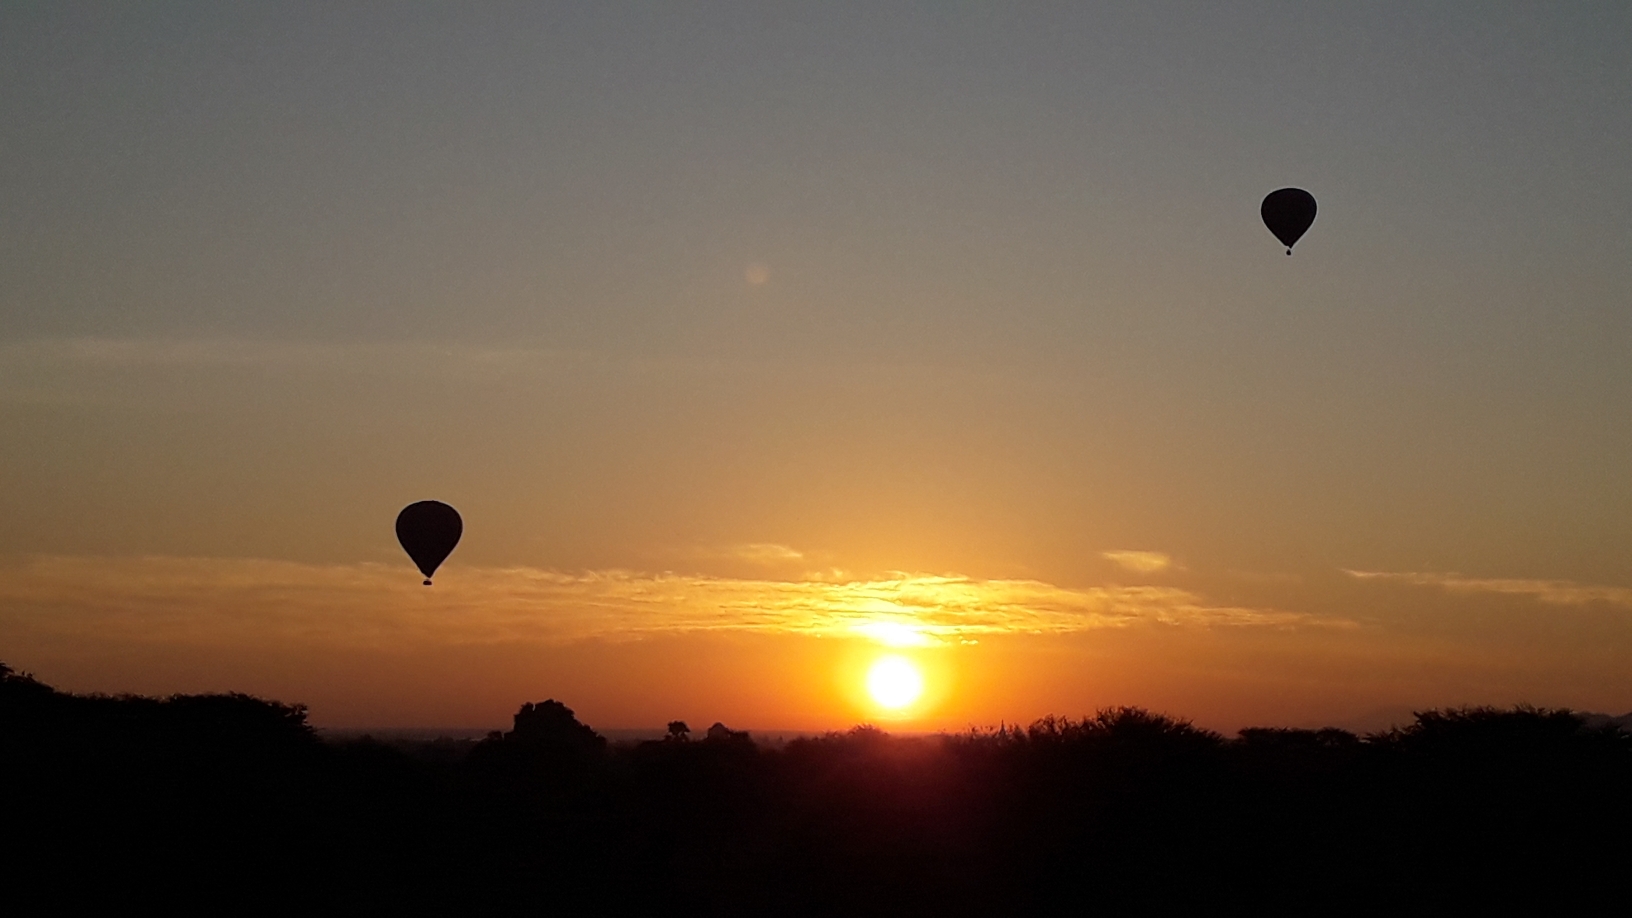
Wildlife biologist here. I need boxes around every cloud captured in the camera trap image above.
[1102,550,1175,574]
[0,337,386,370]
[0,337,1025,408]
[1344,570,1632,608]
[0,337,598,376]
[735,543,803,563]
[1224,570,1303,585]
[692,543,806,565]
[0,556,1328,654]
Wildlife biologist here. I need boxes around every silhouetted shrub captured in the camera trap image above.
[5,663,1631,914]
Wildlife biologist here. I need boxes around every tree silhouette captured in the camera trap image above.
[6,661,1632,913]
[507,699,606,753]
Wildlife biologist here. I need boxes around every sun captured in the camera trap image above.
[866,655,924,710]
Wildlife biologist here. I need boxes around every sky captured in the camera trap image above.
[3,2,1630,732]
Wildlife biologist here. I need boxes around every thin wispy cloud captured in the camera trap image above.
[1102,550,1176,575]
[688,543,807,566]
[1345,570,1632,608]
[0,556,1328,654]
[0,337,983,379]
[0,338,590,374]
[736,543,804,563]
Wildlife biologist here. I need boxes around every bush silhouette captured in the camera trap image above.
[6,661,1631,913]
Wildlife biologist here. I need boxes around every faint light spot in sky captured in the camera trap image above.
[744,263,769,286]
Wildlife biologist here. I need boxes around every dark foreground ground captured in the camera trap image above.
[4,662,1629,915]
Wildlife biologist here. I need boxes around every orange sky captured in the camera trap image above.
[4,551,1630,732]
[3,5,1630,731]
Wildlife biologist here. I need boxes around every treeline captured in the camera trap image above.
[4,661,1629,914]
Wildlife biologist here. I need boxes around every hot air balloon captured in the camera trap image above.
[1261,187,1317,255]
[396,500,462,585]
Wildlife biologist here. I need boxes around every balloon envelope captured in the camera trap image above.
[1261,188,1317,254]
[396,500,462,585]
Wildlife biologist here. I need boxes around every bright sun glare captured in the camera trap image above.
[866,655,924,710]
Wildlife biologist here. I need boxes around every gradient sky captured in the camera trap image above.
[3,2,1630,732]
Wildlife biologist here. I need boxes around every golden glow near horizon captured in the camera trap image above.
[8,551,1632,730]
[866,655,924,710]
[0,555,1323,650]
[13,552,1632,730]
